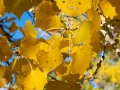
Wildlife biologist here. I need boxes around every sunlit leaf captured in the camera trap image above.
[19,36,40,60]
[70,43,92,77]
[92,0,100,9]
[0,0,5,17]
[25,20,38,38]
[46,35,62,48]
[37,48,63,74]
[100,0,117,19]
[16,67,47,90]
[107,0,120,19]
[87,9,101,32]
[72,20,93,44]
[0,77,6,88]
[55,0,91,16]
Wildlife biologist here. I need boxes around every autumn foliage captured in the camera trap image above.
[0,0,120,90]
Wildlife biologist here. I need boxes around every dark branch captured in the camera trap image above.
[92,41,109,79]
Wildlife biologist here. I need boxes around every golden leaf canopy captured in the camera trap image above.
[0,0,120,90]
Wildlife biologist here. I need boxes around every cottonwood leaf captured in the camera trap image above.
[13,58,32,76]
[24,20,38,38]
[0,77,6,88]
[16,67,47,90]
[59,38,69,53]
[19,36,40,60]
[55,0,91,16]
[37,48,63,74]
[35,0,62,30]
[59,36,79,54]
[4,0,32,18]
[20,20,38,39]
[92,0,100,9]
[46,35,62,48]
[70,43,92,77]
[0,0,5,17]
[100,0,117,19]
[107,0,120,19]
[72,20,93,45]
[87,9,101,32]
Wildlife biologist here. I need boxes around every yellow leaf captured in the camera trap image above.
[92,0,100,9]
[35,1,62,30]
[0,0,5,16]
[46,35,62,49]
[39,42,50,52]
[72,20,93,44]
[4,0,32,18]
[20,36,40,60]
[0,78,6,88]
[37,48,63,74]
[0,36,12,61]
[60,46,78,54]
[107,0,120,19]
[55,0,91,16]
[25,20,38,38]
[100,0,117,19]
[16,68,47,90]
[59,37,80,54]
[0,66,7,88]
[87,9,101,32]
[70,43,92,76]
[19,27,28,37]
[59,38,69,53]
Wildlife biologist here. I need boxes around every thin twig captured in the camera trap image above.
[93,41,108,78]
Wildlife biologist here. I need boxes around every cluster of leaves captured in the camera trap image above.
[82,51,120,90]
[0,0,120,90]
